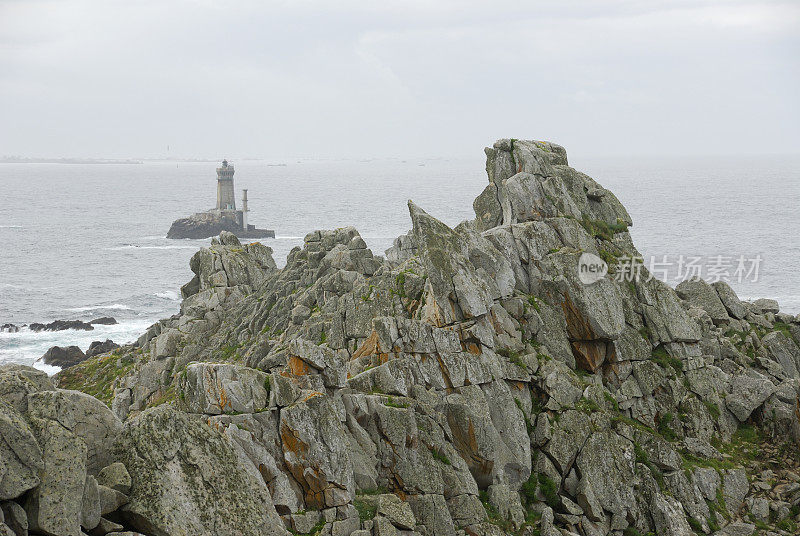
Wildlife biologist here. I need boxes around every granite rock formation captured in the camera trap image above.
[22,139,799,536]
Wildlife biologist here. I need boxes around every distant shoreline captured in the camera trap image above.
[0,158,291,165]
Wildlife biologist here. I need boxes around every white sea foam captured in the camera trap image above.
[0,318,155,373]
[66,303,133,312]
[154,290,180,301]
[106,244,199,251]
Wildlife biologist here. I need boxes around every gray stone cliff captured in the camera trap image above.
[1,139,798,536]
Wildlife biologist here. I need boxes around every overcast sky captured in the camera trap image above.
[0,0,798,160]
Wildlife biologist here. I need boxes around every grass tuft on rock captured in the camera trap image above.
[353,499,377,523]
[651,346,683,374]
[55,348,136,407]
[430,447,451,465]
[537,473,560,509]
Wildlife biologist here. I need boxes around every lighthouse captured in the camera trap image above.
[216,159,236,211]
[167,159,274,239]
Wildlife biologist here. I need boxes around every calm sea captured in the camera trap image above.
[1,153,798,371]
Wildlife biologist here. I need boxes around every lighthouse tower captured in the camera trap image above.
[216,160,236,211]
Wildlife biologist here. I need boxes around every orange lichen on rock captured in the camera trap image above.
[287,356,310,376]
[560,291,596,341]
[280,422,309,456]
[571,341,607,374]
[301,391,324,403]
[352,331,380,359]
[447,416,494,484]
[560,290,613,373]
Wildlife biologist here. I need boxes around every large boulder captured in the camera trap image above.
[27,389,122,474]
[444,383,531,489]
[762,332,800,378]
[23,416,87,536]
[40,345,87,368]
[280,395,354,509]
[180,362,270,415]
[575,431,637,518]
[752,298,780,314]
[676,278,729,324]
[725,372,776,422]
[0,400,43,501]
[22,388,120,535]
[181,235,277,299]
[117,405,286,536]
[0,365,54,415]
[409,201,513,326]
[712,282,747,320]
[638,278,702,344]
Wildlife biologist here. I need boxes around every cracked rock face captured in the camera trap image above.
[45,139,800,535]
[118,405,285,536]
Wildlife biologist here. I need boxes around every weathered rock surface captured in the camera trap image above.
[676,278,729,324]
[50,139,800,536]
[0,366,134,535]
[180,362,270,414]
[117,405,286,535]
[0,400,43,501]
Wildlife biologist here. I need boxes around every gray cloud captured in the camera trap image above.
[0,0,797,159]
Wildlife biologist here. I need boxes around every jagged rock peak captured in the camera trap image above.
[475,138,632,232]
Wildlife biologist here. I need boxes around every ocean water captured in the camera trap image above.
[1,153,798,371]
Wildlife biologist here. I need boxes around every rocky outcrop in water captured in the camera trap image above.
[43,139,800,536]
[40,345,87,368]
[29,320,94,332]
[167,211,275,240]
[90,317,118,326]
